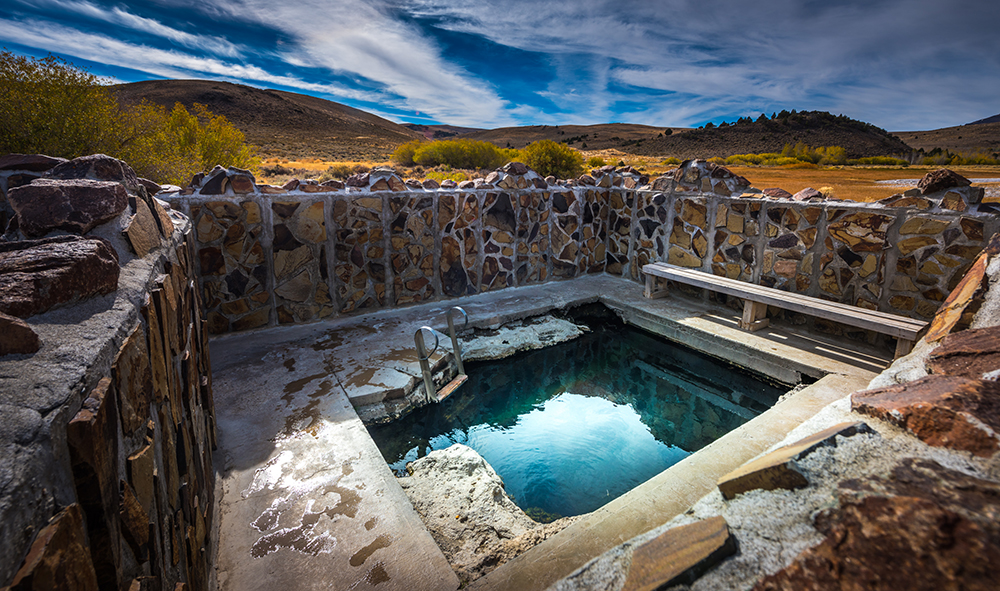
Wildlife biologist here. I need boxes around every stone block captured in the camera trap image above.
[8,179,128,237]
[718,422,872,500]
[0,153,66,171]
[622,516,736,591]
[113,324,153,435]
[124,198,161,257]
[753,458,1000,591]
[917,168,970,194]
[66,377,121,587]
[5,504,99,591]
[0,236,119,318]
[0,311,40,355]
[926,326,1000,379]
[852,375,1000,456]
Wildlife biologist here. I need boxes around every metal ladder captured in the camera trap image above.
[414,307,469,403]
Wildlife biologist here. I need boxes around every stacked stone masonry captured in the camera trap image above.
[161,161,999,338]
[0,154,216,591]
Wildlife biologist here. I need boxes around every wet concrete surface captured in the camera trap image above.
[209,275,892,590]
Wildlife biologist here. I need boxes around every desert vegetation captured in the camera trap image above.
[0,52,258,184]
[391,137,584,178]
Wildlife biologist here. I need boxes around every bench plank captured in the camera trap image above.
[643,262,926,340]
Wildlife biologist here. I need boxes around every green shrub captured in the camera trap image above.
[391,140,421,166]
[425,170,467,183]
[0,51,259,184]
[520,140,584,179]
[661,157,681,166]
[847,156,909,166]
[391,138,510,170]
[586,156,606,168]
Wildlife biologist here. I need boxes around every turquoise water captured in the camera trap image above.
[368,316,788,518]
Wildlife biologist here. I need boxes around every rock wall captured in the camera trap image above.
[161,161,999,337]
[0,155,216,591]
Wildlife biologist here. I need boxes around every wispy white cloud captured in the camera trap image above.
[206,0,514,126]
[13,0,246,57]
[0,17,380,101]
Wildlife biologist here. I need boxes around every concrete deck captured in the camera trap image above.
[210,275,890,591]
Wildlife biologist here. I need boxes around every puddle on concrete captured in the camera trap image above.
[349,561,391,589]
[283,358,296,372]
[349,534,392,567]
[244,451,366,559]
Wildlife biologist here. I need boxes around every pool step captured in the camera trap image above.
[436,373,468,402]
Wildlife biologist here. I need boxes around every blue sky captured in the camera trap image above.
[1,0,997,130]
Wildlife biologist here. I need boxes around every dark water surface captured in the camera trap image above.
[368,319,789,518]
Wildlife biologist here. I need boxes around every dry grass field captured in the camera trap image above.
[256,154,1000,205]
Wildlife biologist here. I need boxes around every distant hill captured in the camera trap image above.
[971,114,1000,125]
[403,123,484,140]
[895,120,1000,156]
[458,113,910,159]
[618,111,912,159]
[461,123,688,151]
[113,80,422,160]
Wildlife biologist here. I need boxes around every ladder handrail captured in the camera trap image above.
[414,326,438,403]
[414,308,471,404]
[446,307,468,376]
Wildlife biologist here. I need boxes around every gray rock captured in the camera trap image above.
[461,315,585,361]
[399,444,579,584]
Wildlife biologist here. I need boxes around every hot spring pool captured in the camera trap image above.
[368,316,790,519]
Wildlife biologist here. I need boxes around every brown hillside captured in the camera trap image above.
[895,121,1000,156]
[624,112,912,159]
[463,123,689,151]
[113,80,422,160]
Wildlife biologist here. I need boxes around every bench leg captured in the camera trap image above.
[894,338,913,360]
[644,274,669,299]
[739,300,769,332]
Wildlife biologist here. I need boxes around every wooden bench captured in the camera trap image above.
[642,262,927,359]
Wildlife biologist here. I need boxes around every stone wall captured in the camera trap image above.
[0,155,216,591]
[163,161,999,337]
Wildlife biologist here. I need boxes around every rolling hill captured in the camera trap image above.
[113,80,422,160]
[895,115,1000,156]
[115,79,997,163]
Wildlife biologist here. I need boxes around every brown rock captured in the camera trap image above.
[422,178,441,189]
[927,326,1000,379]
[0,311,40,355]
[827,212,891,252]
[762,187,793,199]
[0,236,120,318]
[229,174,255,194]
[852,375,1000,456]
[47,154,141,197]
[387,175,406,191]
[791,187,822,201]
[346,173,370,187]
[119,481,150,554]
[717,422,872,500]
[124,198,160,257]
[917,168,970,194]
[281,178,300,191]
[320,179,345,190]
[925,234,1000,342]
[113,323,153,435]
[754,458,1000,591]
[200,171,229,195]
[137,177,161,195]
[0,153,66,172]
[622,516,736,591]
[6,504,99,591]
[371,178,391,191]
[503,162,529,175]
[578,174,596,186]
[879,195,932,209]
[8,179,128,237]
[441,179,458,188]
